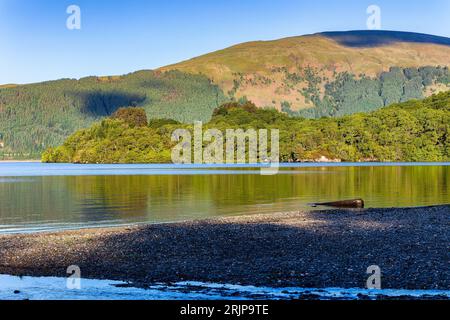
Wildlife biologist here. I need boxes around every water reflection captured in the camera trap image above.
[0,165,448,233]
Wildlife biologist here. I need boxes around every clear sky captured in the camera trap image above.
[1,0,449,84]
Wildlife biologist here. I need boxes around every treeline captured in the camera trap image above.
[43,91,450,163]
[0,70,226,158]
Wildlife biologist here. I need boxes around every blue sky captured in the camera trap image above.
[1,0,449,84]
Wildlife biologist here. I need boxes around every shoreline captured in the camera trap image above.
[0,206,449,291]
[1,161,450,166]
[0,160,41,163]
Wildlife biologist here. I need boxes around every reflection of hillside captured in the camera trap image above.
[69,176,150,219]
[0,166,448,231]
[0,177,74,223]
[69,166,450,218]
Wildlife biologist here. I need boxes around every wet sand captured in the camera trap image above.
[0,206,448,290]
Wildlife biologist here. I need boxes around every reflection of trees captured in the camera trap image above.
[69,166,450,219]
[0,177,74,222]
[0,166,448,227]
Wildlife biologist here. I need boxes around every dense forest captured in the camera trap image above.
[282,66,450,118]
[43,91,450,163]
[0,70,226,159]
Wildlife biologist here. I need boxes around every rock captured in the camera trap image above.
[314,156,341,163]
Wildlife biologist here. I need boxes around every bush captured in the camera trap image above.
[212,101,259,117]
[111,107,148,127]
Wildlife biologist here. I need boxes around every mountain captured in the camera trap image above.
[160,30,450,117]
[1,30,450,158]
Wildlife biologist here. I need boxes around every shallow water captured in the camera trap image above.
[0,163,449,234]
[1,274,449,300]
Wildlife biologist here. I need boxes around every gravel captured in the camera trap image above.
[0,206,448,290]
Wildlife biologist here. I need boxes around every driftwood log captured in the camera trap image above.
[311,199,365,209]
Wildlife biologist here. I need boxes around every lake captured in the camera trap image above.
[0,163,449,234]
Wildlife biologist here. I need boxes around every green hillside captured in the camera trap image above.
[43,91,450,164]
[0,70,225,159]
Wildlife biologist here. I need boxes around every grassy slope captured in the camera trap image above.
[160,32,450,109]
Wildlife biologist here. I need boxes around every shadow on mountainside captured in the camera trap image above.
[321,30,450,48]
[71,91,147,117]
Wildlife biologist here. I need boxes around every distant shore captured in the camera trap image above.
[0,160,41,163]
[0,206,449,291]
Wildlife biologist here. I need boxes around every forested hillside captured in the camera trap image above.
[287,66,449,118]
[43,91,450,163]
[0,70,225,158]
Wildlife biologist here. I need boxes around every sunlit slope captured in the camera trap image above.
[160,31,450,112]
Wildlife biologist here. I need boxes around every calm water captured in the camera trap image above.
[0,163,449,234]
